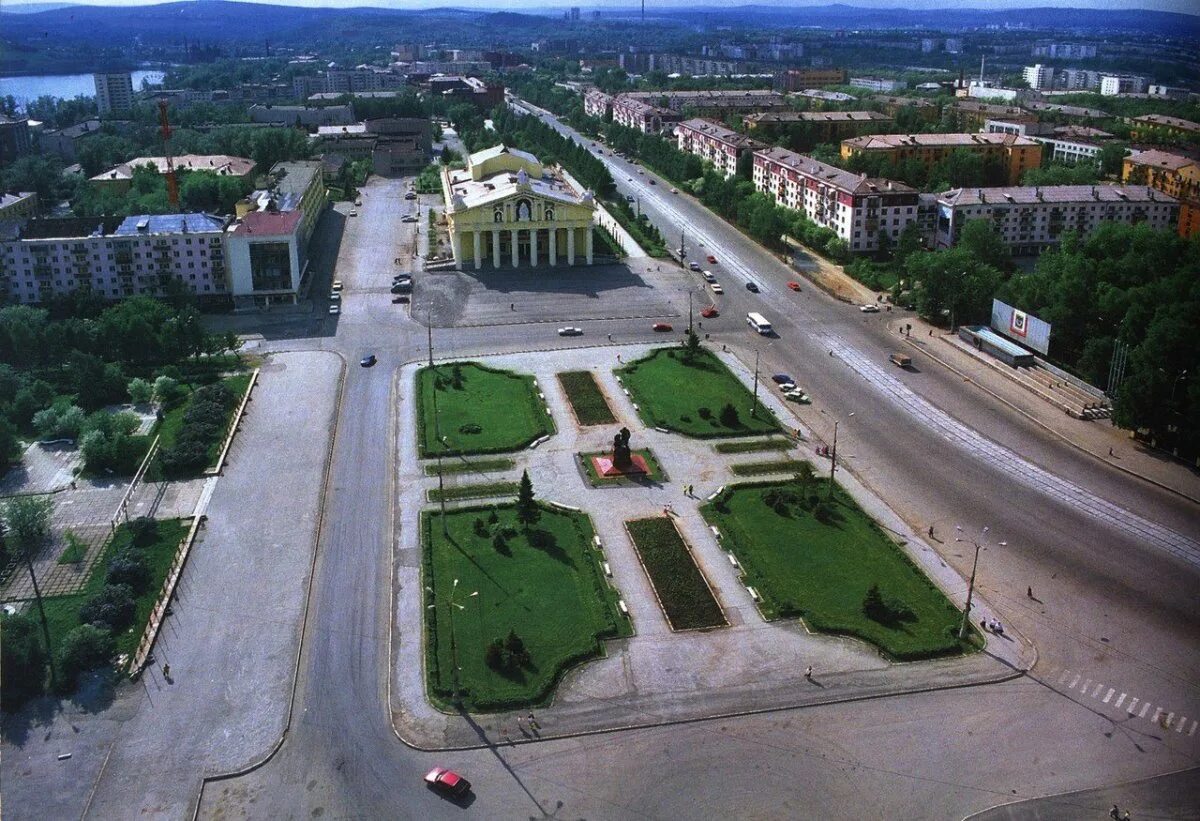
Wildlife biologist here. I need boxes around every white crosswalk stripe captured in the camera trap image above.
[1103,688,1115,704]
[1047,670,1196,742]
[1116,693,1126,708]
[1127,697,1140,714]
[1190,720,1197,736]
[1141,703,1152,718]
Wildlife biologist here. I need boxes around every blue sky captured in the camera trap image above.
[4,0,1196,13]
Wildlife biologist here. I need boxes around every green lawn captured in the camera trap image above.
[418,362,555,457]
[715,439,793,454]
[427,481,519,503]
[617,348,779,438]
[39,518,192,664]
[625,517,727,631]
[156,372,253,464]
[702,481,974,660]
[423,504,630,711]
[730,459,809,477]
[557,371,617,426]
[424,458,515,476]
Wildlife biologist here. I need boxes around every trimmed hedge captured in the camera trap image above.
[625,517,726,631]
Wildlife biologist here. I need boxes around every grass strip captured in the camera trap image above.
[427,481,519,503]
[730,459,809,477]
[558,371,616,426]
[625,517,726,631]
[424,458,515,476]
[715,439,792,454]
[417,362,554,457]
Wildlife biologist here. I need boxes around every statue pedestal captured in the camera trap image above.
[591,453,650,477]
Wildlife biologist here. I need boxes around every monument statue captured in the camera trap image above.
[612,427,633,469]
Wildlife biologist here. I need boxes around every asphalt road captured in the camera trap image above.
[200,141,1199,820]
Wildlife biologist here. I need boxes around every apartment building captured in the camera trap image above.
[1128,114,1200,143]
[583,89,614,119]
[1122,149,1200,236]
[0,115,32,164]
[1099,74,1148,96]
[742,110,893,143]
[675,119,765,178]
[983,121,1114,167]
[774,68,849,91]
[951,100,1038,131]
[1032,43,1097,59]
[226,160,326,309]
[248,104,355,130]
[1024,101,1109,121]
[1059,69,1101,91]
[841,133,1043,186]
[607,90,787,134]
[0,213,231,305]
[1022,64,1055,91]
[611,96,678,134]
[0,192,38,220]
[849,77,907,93]
[37,118,102,163]
[752,145,920,253]
[89,154,257,192]
[874,95,939,123]
[934,185,1178,255]
[93,72,134,116]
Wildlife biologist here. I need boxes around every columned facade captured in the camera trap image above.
[448,226,595,269]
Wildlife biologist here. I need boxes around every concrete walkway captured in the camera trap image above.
[889,316,1200,505]
[390,343,1033,750]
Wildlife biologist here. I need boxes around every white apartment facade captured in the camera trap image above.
[1100,74,1148,96]
[93,72,134,116]
[1,213,230,305]
[1023,64,1055,91]
[934,185,1178,254]
[752,145,920,254]
[675,118,764,178]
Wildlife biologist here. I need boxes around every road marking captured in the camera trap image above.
[1103,688,1115,704]
[1189,720,1197,736]
[1141,703,1152,719]
[1058,670,1071,685]
[1164,711,1175,728]
[1115,693,1126,707]
[1176,716,1187,733]
[1127,698,1139,713]
[1081,678,1092,693]
[1069,674,1081,689]
[1091,683,1104,698]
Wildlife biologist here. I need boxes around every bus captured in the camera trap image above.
[747,312,772,335]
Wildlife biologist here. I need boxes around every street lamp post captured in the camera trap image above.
[751,349,760,418]
[955,525,1004,640]
[427,578,478,705]
[827,412,854,499]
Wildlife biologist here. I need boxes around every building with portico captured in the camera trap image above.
[442,145,597,269]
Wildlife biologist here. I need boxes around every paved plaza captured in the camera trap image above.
[391,343,1031,748]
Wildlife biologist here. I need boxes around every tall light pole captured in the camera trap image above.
[751,348,760,418]
[828,412,854,498]
[427,578,478,705]
[955,525,1004,640]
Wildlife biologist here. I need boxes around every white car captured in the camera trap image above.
[670,188,678,194]
[710,283,724,294]
[777,382,796,392]
[329,291,341,301]
[557,327,583,337]
[860,304,881,313]
[349,209,358,217]
[328,304,340,315]
[331,280,343,291]
[637,169,644,175]
[702,271,716,283]
[401,215,418,223]
[784,389,812,404]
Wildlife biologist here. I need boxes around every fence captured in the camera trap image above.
[111,434,160,534]
[128,514,204,675]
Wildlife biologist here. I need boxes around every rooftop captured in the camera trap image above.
[745,111,891,125]
[7,213,224,241]
[91,154,255,183]
[677,118,765,148]
[1024,101,1109,118]
[0,191,36,208]
[873,95,936,107]
[844,132,1040,150]
[269,160,322,195]
[1131,114,1200,134]
[114,213,228,235]
[754,145,915,196]
[938,184,1176,207]
[447,145,591,211]
[1124,149,1197,171]
[317,123,368,137]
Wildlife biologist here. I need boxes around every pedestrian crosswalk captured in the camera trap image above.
[1051,666,1198,737]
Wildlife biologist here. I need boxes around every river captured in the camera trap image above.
[0,70,166,111]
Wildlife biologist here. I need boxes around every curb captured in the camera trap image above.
[902,333,1200,507]
[129,514,204,676]
[190,351,348,819]
[207,368,259,476]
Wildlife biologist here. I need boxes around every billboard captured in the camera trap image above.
[991,299,1051,356]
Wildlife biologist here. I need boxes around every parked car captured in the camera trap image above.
[787,281,802,292]
[425,767,471,798]
[702,271,716,282]
[354,198,362,206]
[405,191,417,200]
[777,381,797,392]
[689,262,701,272]
[889,352,912,368]
[745,282,760,293]
[349,209,358,217]
[652,322,673,332]
[771,374,795,384]
[557,326,583,336]
[392,295,409,304]
[784,389,812,404]
[329,291,341,301]
[670,187,678,194]
[331,279,343,291]
[360,354,376,367]
[328,304,340,315]
[706,255,717,264]
[401,215,418,223]
[710,283,724,294]
[391,282,412,294]
[648,179,656,185]
[860,304,880,313]
[701,306,718,318]
[637,169,645,175]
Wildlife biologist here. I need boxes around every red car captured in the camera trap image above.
[425,767,471,797]
[701,306,718,318]
[652,322,674,332]
[706,255,718,264]
[787,281,802,292]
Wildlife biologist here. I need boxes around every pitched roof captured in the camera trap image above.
[1125,149,1196,171]
[754,145,915,196]
[91,154,255,183]
[938,185,1176,206]
[843,132,1040,150]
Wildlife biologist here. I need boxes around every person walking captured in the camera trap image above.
[928,525,934,539]
[527,712,538,729]
[1108,447,1114,456]
[162,663,171,678]
[1027,586,1034,599]
[1110,805,1120,820]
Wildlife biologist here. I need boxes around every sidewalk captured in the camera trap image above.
[889,315,1200,504]
[389,344,1033,751]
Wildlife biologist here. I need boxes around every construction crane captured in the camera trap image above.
[157,98,179,210]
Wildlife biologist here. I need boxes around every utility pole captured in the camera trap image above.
[957,526,988,640]
[429,578,477,706]
[751,349,760,418]
[22,550,56,689]
[827,412,854,498]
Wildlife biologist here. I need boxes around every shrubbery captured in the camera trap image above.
[158,381,237,475]
[79,582,137,631]
[55,624,114,693]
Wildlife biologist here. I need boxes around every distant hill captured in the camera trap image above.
[0,2,78,13]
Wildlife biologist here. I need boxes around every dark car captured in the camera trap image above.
[425,767,471,797]
[391,282,412,294]
[360,354,377,368]
[771,373,794,384]
[745,281,760,293]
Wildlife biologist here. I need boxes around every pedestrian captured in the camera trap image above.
[517,715,524,730]
[828,349,833,356]
[928,525,934,538]
[1109,805,1120,820]
[1108,447,1114,456]
[528,712,537,728]
[162,663,171,678]
[510,302,515,311]
[722,344,727,352]
[980,619,987,631]
[617,354,622,363]
[928,329,933,337]
[1027,586,1033,599]
[1121,811,1130,821]
[608,333,613,342]
[805,665,813,679]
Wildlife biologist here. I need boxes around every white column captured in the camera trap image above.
[567,227,576,266]
[492,229,501,268]
[451,231,463,265]
[473,231,482,271]
[511,229,519,268]
[586,226,594,265]
[548,228,557,266]
[530,228,538,267]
